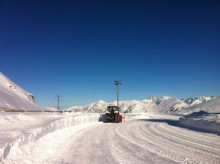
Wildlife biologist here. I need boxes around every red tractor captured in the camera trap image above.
[104,106,124,123]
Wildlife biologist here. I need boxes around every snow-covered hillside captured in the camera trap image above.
[179,97,220,135]
[181,96,215,107]
[180,96,220,114]
[67,96,216,113]
[0,72,46,111]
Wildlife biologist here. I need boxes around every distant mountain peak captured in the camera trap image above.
[67,95,217,114]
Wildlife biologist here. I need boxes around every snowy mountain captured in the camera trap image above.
[178,97,220,136]
[180,96,220,114]
[66,96,217,113]
[0,72,217,113]
[46,107,58,111]
[0,72,46,111]
[181,96,214,106]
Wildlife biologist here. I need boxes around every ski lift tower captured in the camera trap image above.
[114,80,121,108]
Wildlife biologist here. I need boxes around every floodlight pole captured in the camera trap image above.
[56,95,61,110]
[114,80,121,108]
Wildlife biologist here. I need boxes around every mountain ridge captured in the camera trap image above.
[66,96,217,113]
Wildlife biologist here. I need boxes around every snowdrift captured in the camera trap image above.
[179,111,220,135]
[0,72,46,111]
[0,112,100,163]
[179,98,220,135]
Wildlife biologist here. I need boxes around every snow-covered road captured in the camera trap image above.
[49,119,220,164]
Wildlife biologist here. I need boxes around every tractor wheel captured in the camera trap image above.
[104,114,108,123]
[115,113,119,123]
[119,115,122,122]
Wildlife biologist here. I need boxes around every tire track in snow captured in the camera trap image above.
[52,123,118,164]
[143,122,219,163]
[154,123,220,155]
[52,119,220,164]
[159,123,220,147]
[118,121,194,163]
[113,121,178,164]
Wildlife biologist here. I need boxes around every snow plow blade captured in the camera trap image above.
[121,115,125,122]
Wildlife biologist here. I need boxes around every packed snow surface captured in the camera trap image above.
[0,72,46,111]
[50,118,220,164]
[1,112,220,164]
[0,112,100,163]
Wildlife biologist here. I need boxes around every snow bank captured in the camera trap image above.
[0,113,100,163]
[179,111,220,135]
[178,97,220,135]
[123,113,149,121]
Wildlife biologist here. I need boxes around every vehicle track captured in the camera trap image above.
[51,119,220,164]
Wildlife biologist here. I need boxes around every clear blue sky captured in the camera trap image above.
[1,0,220,108]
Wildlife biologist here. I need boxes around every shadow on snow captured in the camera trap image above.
[139,119,220,136]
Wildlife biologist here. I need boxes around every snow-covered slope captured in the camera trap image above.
[67,96,216,113]
[180,96,220,114]
[179,97,220,135]
[181,96,215,107]
[0,72,46,111]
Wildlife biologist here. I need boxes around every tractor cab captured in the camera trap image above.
[104,105,121,123]
[107,106,119,114]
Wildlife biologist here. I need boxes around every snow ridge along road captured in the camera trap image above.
[0,113,100,163]
[50,117,220,164]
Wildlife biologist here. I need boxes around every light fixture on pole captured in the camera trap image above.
[114,80,121,108]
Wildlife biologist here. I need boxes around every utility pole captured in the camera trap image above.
[114,80,121,108]
[56,95,62,110]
